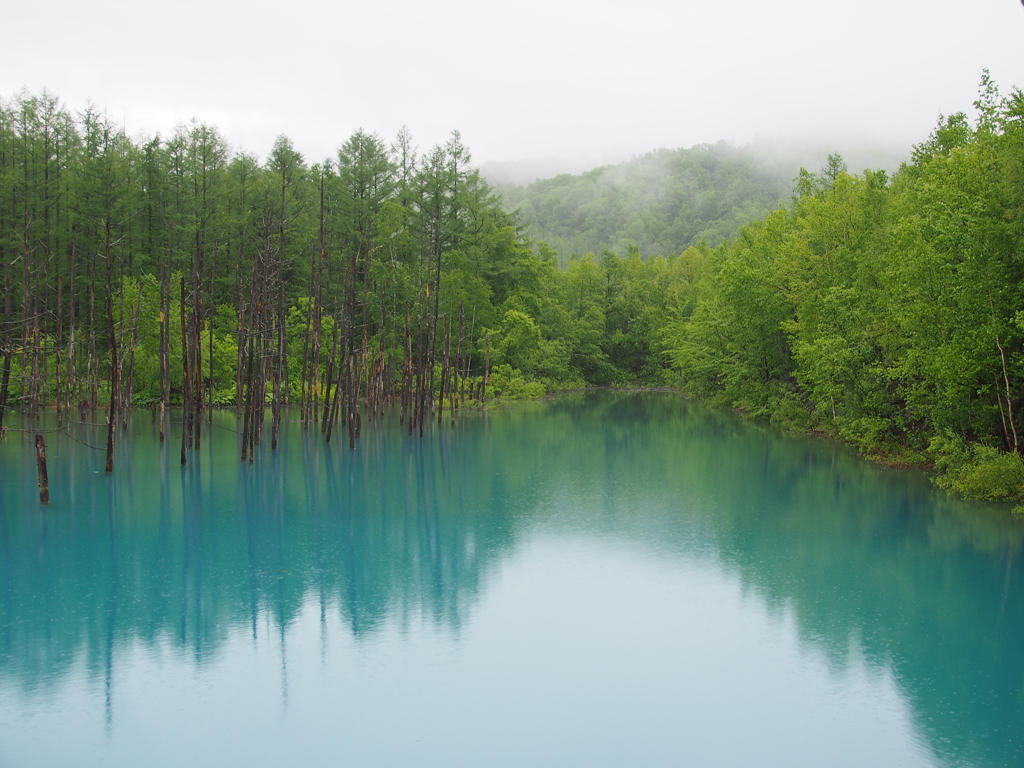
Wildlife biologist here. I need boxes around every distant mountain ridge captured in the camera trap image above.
[490,139,908,264]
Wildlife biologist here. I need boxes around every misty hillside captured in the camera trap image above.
[494,139,908,263]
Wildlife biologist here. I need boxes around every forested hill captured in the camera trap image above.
[494,140,906,263]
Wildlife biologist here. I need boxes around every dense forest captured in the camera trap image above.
[497,143,790,261]
[0,92,572,467]
[495,139,906,264]
[666,75,1024,505]
[2,76,1024,505]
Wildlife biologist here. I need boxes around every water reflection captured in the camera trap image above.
[1,393,1023,766]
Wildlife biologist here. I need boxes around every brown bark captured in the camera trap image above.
[180,276,189,467]
[0,258,12,432]
[35,434,49,504]
[104,215,118,474]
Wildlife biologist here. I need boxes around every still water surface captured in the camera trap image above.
[1,393,1023,767]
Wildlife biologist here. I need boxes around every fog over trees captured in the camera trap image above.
[490,137,909,263]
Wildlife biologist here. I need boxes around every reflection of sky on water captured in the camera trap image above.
[1,393,1023,767]
[1,539,933,768]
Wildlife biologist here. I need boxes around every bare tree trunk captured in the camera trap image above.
[241,334,254,462]
[321,329,337,436]
[452,305,463,425]
[159,223,171,443]
[483,331,490,405]
[299,271,313,427]
[235,247,245,415]
[438,315,449,427]
[65,247,76,420]
[401,303,411,428]
[55,275,64,427]
[21,186,33,415]
[192,247,203,451]
[0,258,12,431]
[87,284,97,415]
[104,215,118,474]
[996,336,1019,453]
[271,279,284,449]
[180,276,190,466]
[35,434,49,504]
[209,243,215,423]
[120,280,140,429]
[991,296,1019,453]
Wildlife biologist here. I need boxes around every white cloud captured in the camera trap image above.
[3,0,1023,165]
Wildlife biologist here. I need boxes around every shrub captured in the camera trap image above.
[930,435,1024,502]
[488,364,546,400]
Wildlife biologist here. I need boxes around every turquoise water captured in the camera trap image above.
[1,393,1022,767]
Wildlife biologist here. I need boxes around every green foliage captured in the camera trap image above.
[0,91,567,422]
[499,143,796,264]
[487,310,542,372]
[659,75,1024,505]
[930,435,1024,502]
[486,364,546,400]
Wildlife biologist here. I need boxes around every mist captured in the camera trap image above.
[3,0,1022,169]
[480,130,913,189]
[477,153,632,187]
[490,129,922,266]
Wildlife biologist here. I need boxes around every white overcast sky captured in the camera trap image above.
[3,0,1023,167]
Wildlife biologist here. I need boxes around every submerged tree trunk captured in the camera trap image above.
[35,434,49,504]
